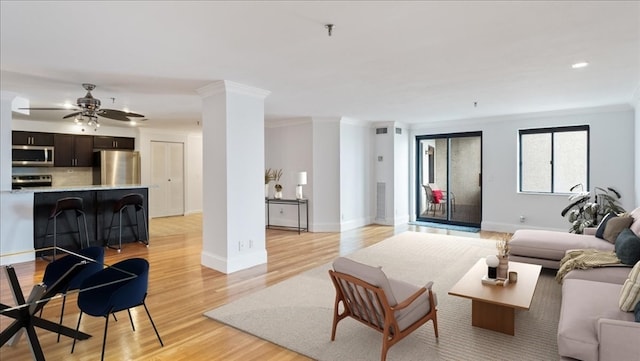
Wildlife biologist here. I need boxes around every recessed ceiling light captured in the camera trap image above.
[571,61,589,69]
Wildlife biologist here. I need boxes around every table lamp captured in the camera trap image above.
[486,255,499,279]
[296,171,307,199]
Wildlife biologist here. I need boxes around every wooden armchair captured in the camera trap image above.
[328,257,438,361]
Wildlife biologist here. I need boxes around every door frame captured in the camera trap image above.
[415,131,483,227]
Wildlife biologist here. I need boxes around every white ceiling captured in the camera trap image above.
[1,1,639,129]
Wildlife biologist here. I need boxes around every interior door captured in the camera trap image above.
[150,141,184,217]
[416,132,482,227]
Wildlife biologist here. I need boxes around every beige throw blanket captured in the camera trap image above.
[556,249,621,283]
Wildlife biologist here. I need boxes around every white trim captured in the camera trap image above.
[201,249,267,274]
[197,80,271,99]
[265,117,312,128]
[409,104,633,130]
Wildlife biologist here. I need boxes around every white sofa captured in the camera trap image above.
[509,207,640,269]
[557,265,640,361]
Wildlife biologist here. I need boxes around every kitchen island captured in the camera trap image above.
[0,185,149,265]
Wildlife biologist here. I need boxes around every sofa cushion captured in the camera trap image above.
[563,266,632,285]
[558,279,633,361]
[510,230,614,262]
[619,261,640,311]
[388,278,435,331]
[332,257,398,306]
[629,207,640,237]
[596,212,616,239]
[604,216,634,243]
[615,229,640,265]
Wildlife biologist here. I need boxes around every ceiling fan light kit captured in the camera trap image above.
[18,83,146,130]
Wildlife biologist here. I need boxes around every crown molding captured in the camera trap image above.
[197,80,270,99]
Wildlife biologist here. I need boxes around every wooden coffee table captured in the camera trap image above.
[448,258,542,335]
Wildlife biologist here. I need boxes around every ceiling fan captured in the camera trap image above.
[19,83,146,123]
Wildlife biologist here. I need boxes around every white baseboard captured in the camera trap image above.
[481,221,567,233]
[201,249,267,274]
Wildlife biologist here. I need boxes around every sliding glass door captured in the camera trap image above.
[416,132,482,227]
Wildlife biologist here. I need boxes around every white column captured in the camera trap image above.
[0,92,35,264]
[0,92,15,191]
[197,81,270,273]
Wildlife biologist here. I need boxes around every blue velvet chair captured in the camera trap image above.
[41,246,104,342]
[71,258,163,361]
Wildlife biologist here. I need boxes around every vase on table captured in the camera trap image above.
[274,184,283,199]
[497,254,509,279]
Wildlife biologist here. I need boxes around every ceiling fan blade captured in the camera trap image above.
[62,111,83,119]
[19,107,78,111]
[97,109,132,121]
[99,108,146,121]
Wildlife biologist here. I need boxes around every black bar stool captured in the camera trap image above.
[45,197,90,260]
[105,193,149,252]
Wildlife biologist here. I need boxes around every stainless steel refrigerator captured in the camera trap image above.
[93,150,141,185]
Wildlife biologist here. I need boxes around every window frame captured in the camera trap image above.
[518,125,590,194]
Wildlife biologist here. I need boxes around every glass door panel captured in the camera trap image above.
[416,132,482,227]
[449,136,482,224]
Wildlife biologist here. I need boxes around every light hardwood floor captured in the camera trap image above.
[1,214,508,361]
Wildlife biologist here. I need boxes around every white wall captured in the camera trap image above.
[373,121,395,225]
[394,123,410,225]
[265,118,313,227]
[340,118,372,231]
[634,89,640,207]
[186,133,203,214]
[410,105,636,232]
[312,118,341,231]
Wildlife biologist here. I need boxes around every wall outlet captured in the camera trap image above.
[519,215,526,223]
[249,239,253,248]
[239,240,244,251]
[280,208,284,214]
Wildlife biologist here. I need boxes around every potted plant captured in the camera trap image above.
[560,184,625,233]
[272,169,283,199]
[265,169,275,198]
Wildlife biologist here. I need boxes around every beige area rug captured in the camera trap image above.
[205,232,561,361]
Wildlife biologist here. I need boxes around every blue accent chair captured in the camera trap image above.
[71,258,163,360]
[41,246,104,342]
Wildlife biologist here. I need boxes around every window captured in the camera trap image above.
[519,125,589,193]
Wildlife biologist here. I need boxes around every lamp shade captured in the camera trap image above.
[297,171,307,185]
[486,255,499,268]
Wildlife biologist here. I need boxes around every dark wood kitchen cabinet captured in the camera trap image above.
[93,136,135,150]
[54,134,94,167]
[12,131,54,146]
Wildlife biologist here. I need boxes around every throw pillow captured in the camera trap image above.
[619,261,640,311]
[596,212,616,239]
[615,229,640,265]
[635,301,640,322]
[604,216,634,243]
[432,190,443,204]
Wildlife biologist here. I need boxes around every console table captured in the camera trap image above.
[265,198,309,234]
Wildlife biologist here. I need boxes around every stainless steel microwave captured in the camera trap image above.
[12,145,54,166]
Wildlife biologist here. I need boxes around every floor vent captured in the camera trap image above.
[376,182,386,220]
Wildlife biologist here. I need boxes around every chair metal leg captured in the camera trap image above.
[101,313,109,361]
[56,294,67,343]
[80,211,90,248]
[140,207,149,247]
[52,214,58,260]
[105,212,121,252]
[127,309,135,331]
[142,302,164,347]
[118,210,123,252]
[71,311,83,353]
